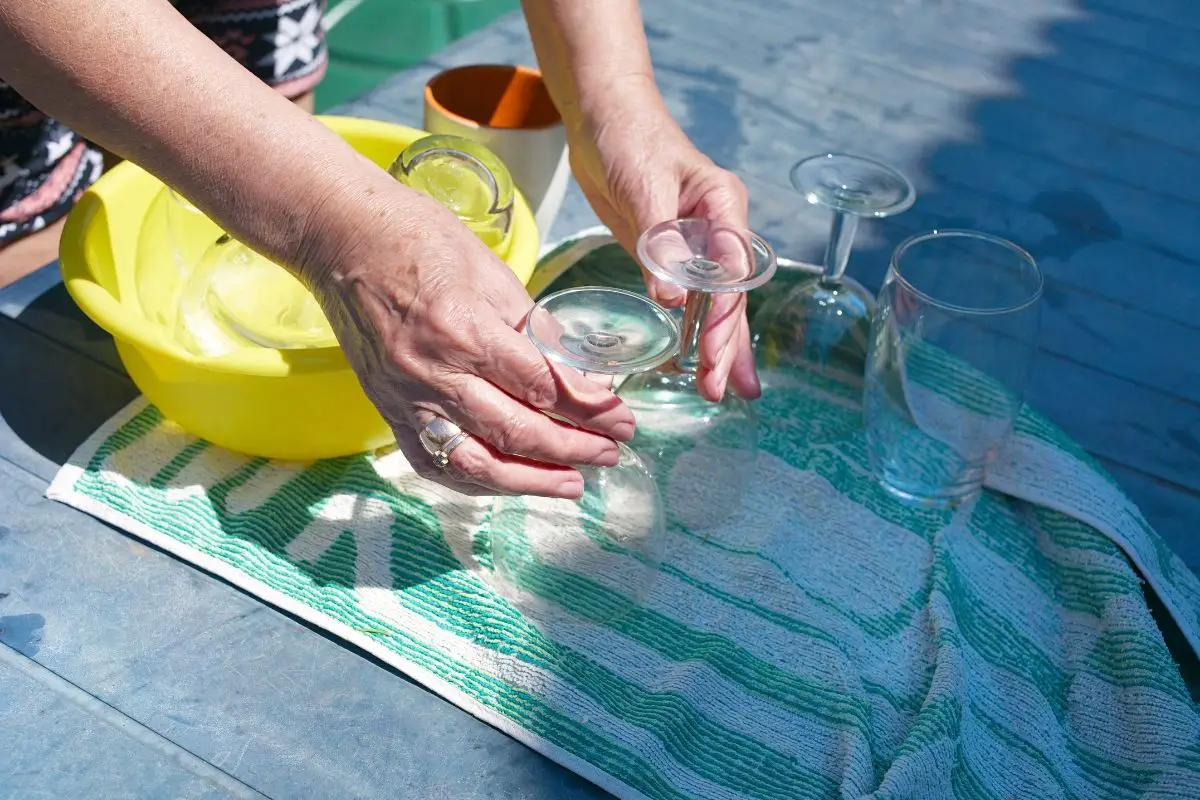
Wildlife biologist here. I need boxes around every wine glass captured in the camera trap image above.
[135,187,221,330]
[489,286,681,626]
[616,219,778,532]
[751,153,915,370]
[173,234,335,357]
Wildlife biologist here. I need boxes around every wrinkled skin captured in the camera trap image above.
[298,99,758,499]
[0,0,756,499]
[302,175,634,499]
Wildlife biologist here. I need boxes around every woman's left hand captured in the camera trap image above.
[567,78,757,403]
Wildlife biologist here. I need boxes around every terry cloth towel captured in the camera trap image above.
[49,231,1200,800]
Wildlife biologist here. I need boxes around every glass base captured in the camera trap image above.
[751,276,875,373]
[617,368,759,537]
[875,469,984,510]
[790,153,917,218]
[488,443,666,628]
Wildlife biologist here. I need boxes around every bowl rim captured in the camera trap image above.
[59,114,540,378]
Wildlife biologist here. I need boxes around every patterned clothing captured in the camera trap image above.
[0,0,328,247]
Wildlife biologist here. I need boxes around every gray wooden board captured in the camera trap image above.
[0,656,234,800]
[2,0,1199,793]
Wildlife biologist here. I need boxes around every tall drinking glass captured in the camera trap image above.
[173,234,336,357]
[864,230,1043,508]
[388,134,514,252]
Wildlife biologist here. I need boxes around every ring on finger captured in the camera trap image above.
[418,415,473,470]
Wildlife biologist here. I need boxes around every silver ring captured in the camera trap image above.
[418,416,472,470]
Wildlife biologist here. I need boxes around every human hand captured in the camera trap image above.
[566,78,757,403]
[296,171,635,498]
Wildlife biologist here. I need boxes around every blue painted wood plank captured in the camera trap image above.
[649,16,1200,261]
[0,656,235,799]
[0,260,64,318]
[0,316,137,482]
[8,274,128,372]
[955,0,1200,70]
[1024,350,1200,496]
[1087,0,1200,33]
[778,0,1200,110]
[1102,462,1200,570]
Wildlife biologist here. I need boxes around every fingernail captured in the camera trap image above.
[612,421,636,441]
[557,476,585,499]
[659,285,685,306]
[592,444,621,467]
[747,372,762,399]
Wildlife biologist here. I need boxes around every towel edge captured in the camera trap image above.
[46,463,651,800]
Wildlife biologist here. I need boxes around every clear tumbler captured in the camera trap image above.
[864,229,1043,507]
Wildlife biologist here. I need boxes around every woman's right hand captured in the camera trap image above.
[295,172,634,499]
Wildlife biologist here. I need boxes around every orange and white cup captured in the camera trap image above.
[424,64,570,245]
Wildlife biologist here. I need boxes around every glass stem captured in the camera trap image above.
[820,211,859,288]
[675,290,713,375]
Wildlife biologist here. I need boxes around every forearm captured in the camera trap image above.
[0,0,399,276]
[520,0,664,132]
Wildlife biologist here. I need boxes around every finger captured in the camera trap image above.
[697,173,750,232]
[476,319,636,441]
[693,224,756,383]
[609,214,684,307]
[406,411,585,499]
[726,313,761,400]
[636,218,693,307]
[438,373,622,468]
[698,292,744,374]
[390,428,510,497]
[638,219,695,291]
[644,271,685,308]
[693,216,760,400]
[581,371,616,391]
[706,223,757,282]
[697,308,738,402]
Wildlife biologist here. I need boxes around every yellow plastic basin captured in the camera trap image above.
[60,115,539,460]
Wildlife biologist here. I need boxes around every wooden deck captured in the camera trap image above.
[0,0,1197,796]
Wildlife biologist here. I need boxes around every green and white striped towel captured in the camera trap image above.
[49,233,1200,799]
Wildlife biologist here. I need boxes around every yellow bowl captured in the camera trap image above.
[59,115,540,460]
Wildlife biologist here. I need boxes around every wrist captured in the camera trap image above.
[566,72,664,139]
[288,163,437,293]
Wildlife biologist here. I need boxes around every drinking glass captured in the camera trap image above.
[752,153,915,369]
[616,219,777,529]
[864,229,1043,508]
[388,133,514,252]
[173,234,335,356]
[135,187,221,329]
[489,287,681,625]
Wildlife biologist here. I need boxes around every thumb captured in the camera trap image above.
[627,187,688,308]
